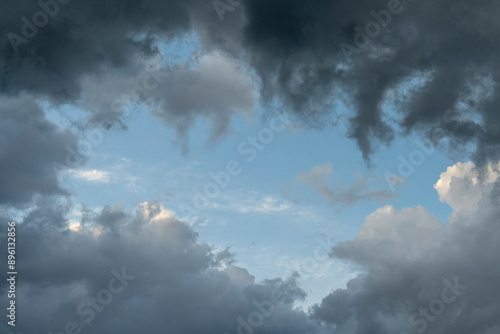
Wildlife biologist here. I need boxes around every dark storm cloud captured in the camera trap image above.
[2,0,500,162]
[241,0,500,163]
[0,201,328,334]
[312,162,500,334]
[0,0,256,142]
[0,95,79,205]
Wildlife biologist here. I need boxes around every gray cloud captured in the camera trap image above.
[0,201,327,334]
[145,51,255,149]
[1,0,256,145]
[313,162,500,334]
[241,0,500,164]
[0,95,79,205]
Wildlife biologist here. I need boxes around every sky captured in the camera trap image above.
[1,0,500,333]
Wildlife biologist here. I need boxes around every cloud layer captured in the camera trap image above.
[3,0,500,161]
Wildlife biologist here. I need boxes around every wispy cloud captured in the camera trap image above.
[288,163,395,208]
[70,169,112,183]
[208,191,292,214]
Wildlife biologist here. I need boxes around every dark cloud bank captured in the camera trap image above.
[1,0,500,333]
[1,0,500,162]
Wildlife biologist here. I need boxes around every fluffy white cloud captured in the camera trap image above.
[434,161,500,221]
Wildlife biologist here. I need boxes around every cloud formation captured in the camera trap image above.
[3,0,500,161]
[70,169,112,183]
[0,201,326,334]
[2,1,500,333]
[287,163,394,207]
[313,161,500,334]
[0,95,79,205]
[241,0,500,163]
[3,159,499,333]
[1,0,254,144]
